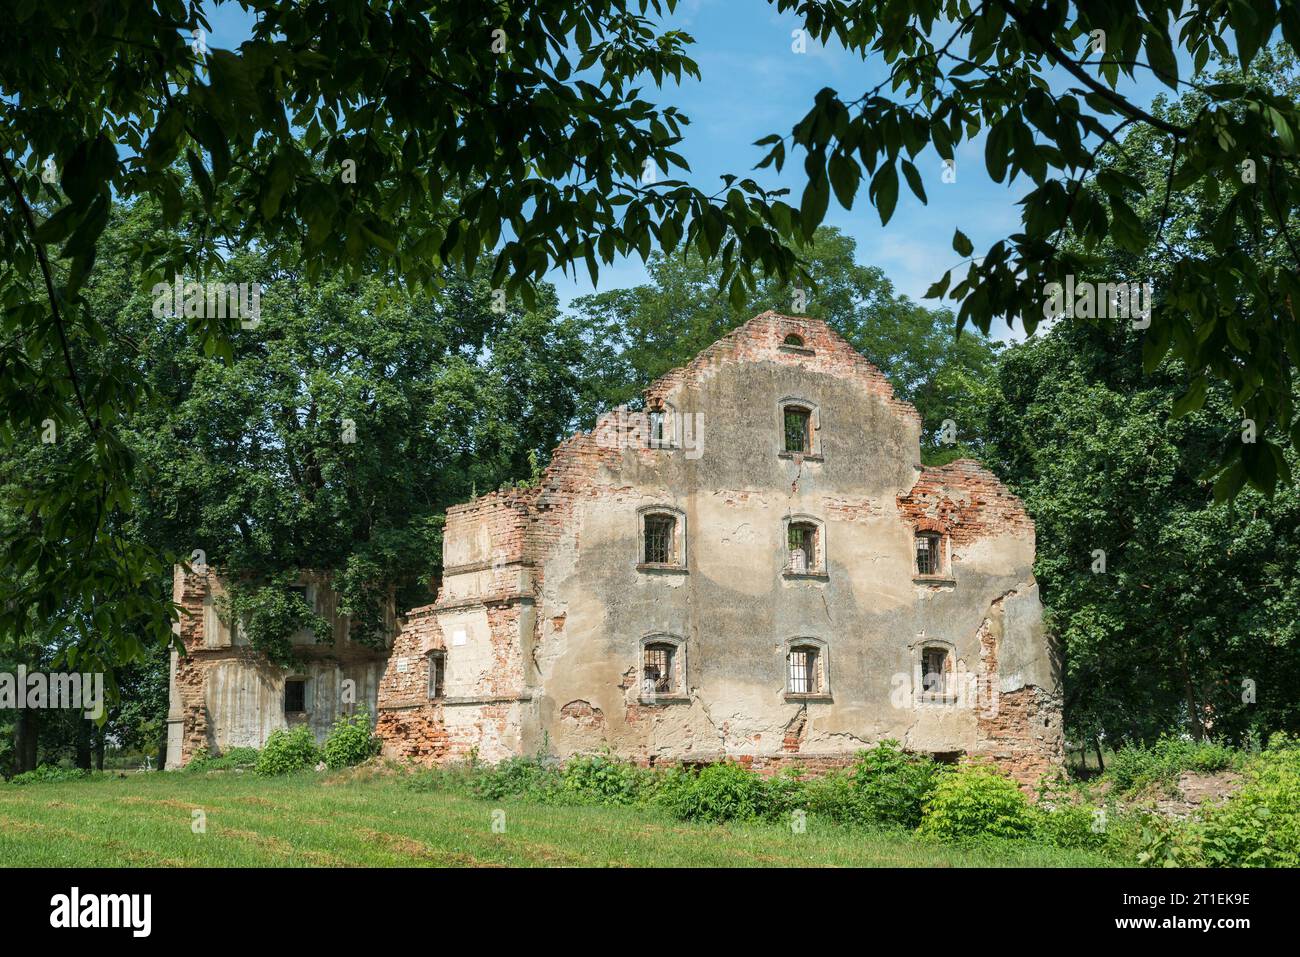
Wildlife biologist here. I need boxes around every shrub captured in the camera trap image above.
[1199,743,1300,867]
[559,753,651,806]
[850,740,942,830]
[8,764,91,785]
[919,761,1034,842]
[187,747,260,773]
[470,756,561,801]
[1106,736,1239,796]
[1032,803,1110,851]
[255,725,320,775]
[404,761,478,794]
[659,761,774,823]
[322,711,381,770]
[799,769,870,825]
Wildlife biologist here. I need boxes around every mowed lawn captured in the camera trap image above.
[0,770,1114,867]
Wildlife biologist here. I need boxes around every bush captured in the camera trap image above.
[187,747,260,773]
[1032,803,1110,851]
[798,769,870,825]
[470,756,561,801]
[8,764,91,785]
[559,753,652,806]
[1106,736,1239,795]
[659,761,773,823]
[851,741,942,830]
[322,711,381,770]
[1198,742,1300,867]
[919,761,1034,842]
[255,725,320,775]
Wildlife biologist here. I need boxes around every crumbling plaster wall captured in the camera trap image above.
[375,312,1063,784]
[165,566,389,768]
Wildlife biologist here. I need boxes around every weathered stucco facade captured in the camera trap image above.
[164,568,391,769]
[376,313,1063,784]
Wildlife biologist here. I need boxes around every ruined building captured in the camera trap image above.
[164,569,391,768]
[374,313,1063,783]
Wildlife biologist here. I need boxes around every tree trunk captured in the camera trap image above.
[93,726,105,771]
[75,719,92,770]
[1093,736,1105,773]
[14,709,39,774]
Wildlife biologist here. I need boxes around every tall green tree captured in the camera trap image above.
[980,52,1300,747]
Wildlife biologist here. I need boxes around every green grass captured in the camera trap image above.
[0,769,1115,867]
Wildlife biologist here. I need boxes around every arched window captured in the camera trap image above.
[778,397,821,459]
[783,515,826,576]
[914,531,945,576]
[783,404,812,453]
[921,644,952,697]
[639,634,686,700]
[781,332,813,354]
[638,506,687,569]
[785,638,830,698]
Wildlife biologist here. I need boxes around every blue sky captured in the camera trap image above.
[205,1,1177,339]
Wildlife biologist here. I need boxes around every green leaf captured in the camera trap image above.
[952,229,973,257]
[901,159,927,204]
[870,162,898,226]
[828,151,860,209]
[1170,377,1208,419]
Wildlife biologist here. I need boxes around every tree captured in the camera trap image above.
[1,1,802,671]
[571,227,1000,460]
[979,52,1300,747]
[765,3,1300,493]
[118,198,591,654]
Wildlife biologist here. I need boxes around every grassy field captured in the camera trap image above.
[0,768,1115,867]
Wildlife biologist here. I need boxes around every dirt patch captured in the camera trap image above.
[358,827,493,866]
[1177,770,1241,806]
[220,826,295,856]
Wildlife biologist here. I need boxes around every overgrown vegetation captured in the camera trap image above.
[322,712,381,771]
[399,738,1299,868]
[1105,737,1242,797]
[254,726,320,776]
[186,747,260,773]
[7,765,91,786]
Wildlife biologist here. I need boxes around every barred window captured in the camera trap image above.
[783,406,812,454]
[788,522,819,573]
[284,678,306,714]
[428,651,446,699]
[788,647,820,695]
[643,514,676,565]
[643,643,675,695]
[922,647,950,695]
[915,533,942,576]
